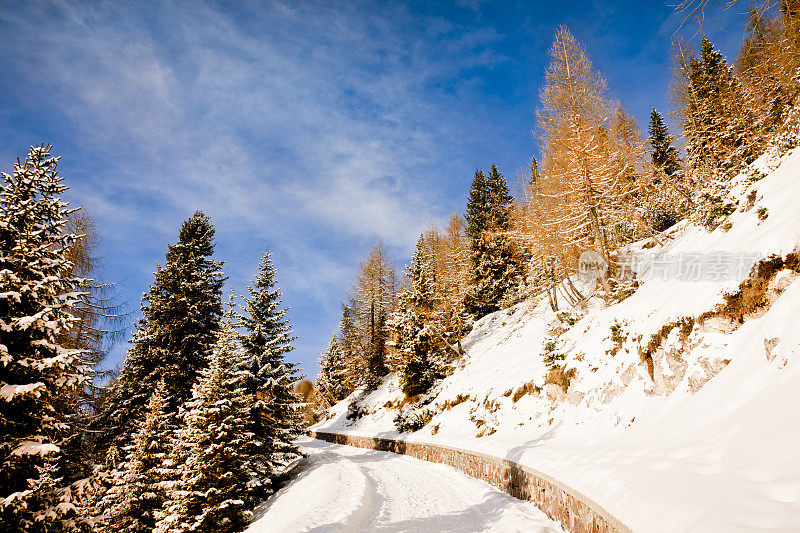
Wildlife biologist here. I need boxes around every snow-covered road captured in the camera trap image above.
[246,437,564,532]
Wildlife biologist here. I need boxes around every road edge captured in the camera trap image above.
[309,430,633,533]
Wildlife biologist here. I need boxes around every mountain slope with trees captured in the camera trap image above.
[311,7,800,530]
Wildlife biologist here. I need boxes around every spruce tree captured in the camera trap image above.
[96,211,224,450]
[684,38,756,170]
[0,145,89,531]
[337,300,360,394]
[529,156,540,190]
[316,335,348,405]
[391,236,446,397]
[464,164,522,318]
[486,164,512,230]
[100,381,174,533]
[239,248,301,503]
[465,169,489,241]
[648,108,680,175]
[20,454,68,532]
[158,303,252,533]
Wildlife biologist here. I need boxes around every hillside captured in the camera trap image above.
[313,146,800,531]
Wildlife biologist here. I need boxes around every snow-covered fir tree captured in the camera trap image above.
[638,109,688,232]
[682,38,756,172]
[0,145,89,531]
[316,334,349,406]
[336,300,363,394]
[95,211,224,450]
[391,235,447,397]
[465,169,489,239]
[464,165,522,318]
[239,248,302,503]
[99,381,174,533]
[157,301,252,533]
[20,454,69,532]
[648,108,680,176]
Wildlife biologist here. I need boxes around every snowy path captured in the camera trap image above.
[246,437,564,532]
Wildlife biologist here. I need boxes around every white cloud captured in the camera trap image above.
[1,0,513,373]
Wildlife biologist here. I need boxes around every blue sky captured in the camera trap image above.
[0,0,748,378]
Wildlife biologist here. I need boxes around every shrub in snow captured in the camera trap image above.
[708,253,800,324]
[346,398,368,421]
[544,365,577,394]
[394,408,435,433]
[694,186,738,230]
[541,339,565,369]
[511,382,542,403]
[640,318,695,380]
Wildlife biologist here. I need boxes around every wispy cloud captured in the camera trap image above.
[0,0,516,373]
[4,0,725,375]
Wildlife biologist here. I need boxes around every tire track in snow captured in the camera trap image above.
[248,438,563,532]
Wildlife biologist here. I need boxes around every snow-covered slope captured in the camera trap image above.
[313,148,800,532]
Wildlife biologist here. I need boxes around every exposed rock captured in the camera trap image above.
[652,345,689,396]
[620,364,637,386]
[545,383,566,403]
[688,357,730,393]
[764,337,780,361]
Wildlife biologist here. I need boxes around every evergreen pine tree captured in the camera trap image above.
[0,145,89,531]
[316,335,348,406]
[648,108,680,175]
[529,156,540,190]
[96,211,224,450]
[157,302,252,533]
[239,248,302,503]
[486,164,512,230]
[391,236,446,397]
[684,38,756,171]
[465,169,489,241]
[464,164,522,318]
[641,108,687,232]
[337,300,361,393]
[100,381,174,533]
[20,454,70,532]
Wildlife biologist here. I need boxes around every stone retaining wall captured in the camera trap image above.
[309,430,631,533]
